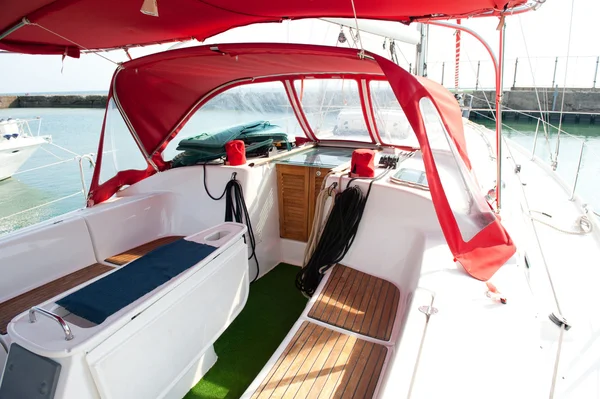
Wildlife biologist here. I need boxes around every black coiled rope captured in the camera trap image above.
[203,162,260,282]
[295,167,391,297]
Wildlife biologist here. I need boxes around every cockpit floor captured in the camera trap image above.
[185,263,307,399]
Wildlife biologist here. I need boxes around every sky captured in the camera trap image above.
[0,0,598,93]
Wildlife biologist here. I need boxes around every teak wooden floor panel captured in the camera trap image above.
[0,263,113,334]
[105,236,183,265]
[251,321,387,399]
[308,265,399,341]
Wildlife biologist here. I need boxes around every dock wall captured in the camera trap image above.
[0,95,107,109]
[468,88,600,114]
[1,88,600,119]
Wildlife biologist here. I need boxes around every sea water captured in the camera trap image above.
[0,108,599,236]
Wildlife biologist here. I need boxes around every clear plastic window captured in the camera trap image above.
[294,79,371,142]
[370,80,418,147]
[99,99,149,184]
[162,81,303,161]
[420,97,495,242]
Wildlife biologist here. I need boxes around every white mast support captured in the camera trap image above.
[320,18,420,45]
[496,21,506,212]
[415,23,429,77]
[427,20,503,211]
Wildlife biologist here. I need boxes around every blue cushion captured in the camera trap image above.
[57,239,217,325]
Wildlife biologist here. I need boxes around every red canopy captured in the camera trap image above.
[88,42,515,280]
[1,0,527,56]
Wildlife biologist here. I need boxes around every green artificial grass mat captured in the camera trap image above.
[185,263,307,399]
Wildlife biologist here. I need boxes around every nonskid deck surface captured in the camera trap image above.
[251,321,387,399]
[0,263,113,334]
[104,236,184,265]
[308,265,399,341]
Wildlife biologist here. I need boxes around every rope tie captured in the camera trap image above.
[349,0,365,58]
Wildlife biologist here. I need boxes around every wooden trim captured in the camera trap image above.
[104,236,184,266]
[251,321,387,399]
[277,164,310,242]
[308,265,400,341]
[0,263,113,334]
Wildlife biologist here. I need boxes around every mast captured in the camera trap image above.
[415,23,429,76]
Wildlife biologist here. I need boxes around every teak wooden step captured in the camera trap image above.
[251,321,387,399]
[308,264,400,341]
[0,263,113,334]
[104,236,184,266]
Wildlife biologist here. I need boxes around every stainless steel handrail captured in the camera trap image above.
[29,306,74,341]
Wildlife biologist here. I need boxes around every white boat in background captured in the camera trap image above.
[0,118,51,181]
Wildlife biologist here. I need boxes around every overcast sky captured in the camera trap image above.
[1,0,598,93]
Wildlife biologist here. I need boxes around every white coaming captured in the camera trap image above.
[8,223,247,356]
[82,192,176,263]
[6,223,249,399]
[120,162,282,278]
[0,215,98,303]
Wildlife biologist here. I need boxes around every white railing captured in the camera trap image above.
[428,56,600,90]
[465,95,600,214]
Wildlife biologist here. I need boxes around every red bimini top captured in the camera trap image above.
[0,0,527,57]
[88,43,515,280]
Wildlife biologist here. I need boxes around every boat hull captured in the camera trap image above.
[0,136,50,181]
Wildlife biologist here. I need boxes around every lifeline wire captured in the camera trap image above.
[554,0,576,165]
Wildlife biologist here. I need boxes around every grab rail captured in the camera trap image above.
[28,306,74,341]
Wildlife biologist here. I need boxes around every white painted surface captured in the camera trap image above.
[0,215,98,303]
[0,116,598,399]
[6,223,249,399]
[320,18,421,45]
[164,346,217,399]
[83,192,177,263]
[0,135,49,180]
[87,238,248,399]
[499,138,600,399]
[121,162,282,279]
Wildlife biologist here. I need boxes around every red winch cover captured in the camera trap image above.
[0,0,527,56]
[87,43,515,280]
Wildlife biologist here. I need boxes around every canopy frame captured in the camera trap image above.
[0,0,535,57]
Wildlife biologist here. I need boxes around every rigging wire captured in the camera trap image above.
[349,0,365,56]
[464,51,495,118]
[0,192,83,222]
[517,14,553,158]
[554,0,576,169]
[30,22,120,66]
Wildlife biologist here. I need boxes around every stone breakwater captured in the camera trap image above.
[1,88,600,114]
[0,95,108,109]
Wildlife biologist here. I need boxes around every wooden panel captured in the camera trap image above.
[105,236,184,265]
[251,321,387,399]
[307,167,330,237]
[0,263,114,334]
[308,265,400,341]
[277,164,310,242]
